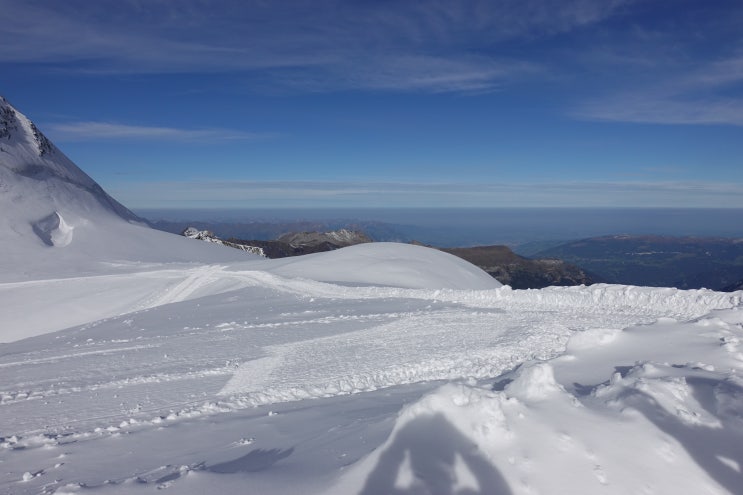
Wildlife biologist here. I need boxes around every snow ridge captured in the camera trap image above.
[31,211,74,247]
[183,227,267,256]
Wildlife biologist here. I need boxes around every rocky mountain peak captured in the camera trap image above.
[0,96,55,158]
[276,229,372,248]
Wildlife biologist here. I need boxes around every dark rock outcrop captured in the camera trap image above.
[440,245,596,289]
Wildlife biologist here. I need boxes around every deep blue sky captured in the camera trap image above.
[2,0,742,208]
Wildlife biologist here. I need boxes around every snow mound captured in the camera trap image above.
[335,306,743,495]
[31,211,74,247]
[505,362,565,401]
[264,242,502,290]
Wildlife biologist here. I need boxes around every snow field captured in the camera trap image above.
[2,262,742,494]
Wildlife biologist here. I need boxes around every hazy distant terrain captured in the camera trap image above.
[138,208,743,247]
[149,218,410,244]
[438,245,597,289]
[536,235,743,290]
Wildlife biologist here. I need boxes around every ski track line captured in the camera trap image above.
[0,366,235,405]
[0,344,158,368]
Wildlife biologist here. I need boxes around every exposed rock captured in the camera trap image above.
[276,229,372,248]
[182,227,266,256]
[535,235,743,290]
[439,245,596,289]
[227,229,372,258]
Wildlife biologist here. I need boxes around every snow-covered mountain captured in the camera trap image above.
[1,97,742,495]
[0,97,266,281]
[0,96,141,228]
[183,227,267,256]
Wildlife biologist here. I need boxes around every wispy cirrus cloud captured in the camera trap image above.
[0,0,629,93]
[575,95,743,126]
[574,48,743,126]
[47,122,275,142]
[111,179,743,209]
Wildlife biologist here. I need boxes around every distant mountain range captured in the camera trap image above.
[227,229,372,258]
[723,279,743,291]
[182,227,267,256]
[151,218,408,243]
[534,235,743,291]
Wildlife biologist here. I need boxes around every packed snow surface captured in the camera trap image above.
[2,255,742,494]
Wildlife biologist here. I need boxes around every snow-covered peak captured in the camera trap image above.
[0,96,141,224]
[0,97,259,281]
[3,97,95,192]
[182,226,267,257]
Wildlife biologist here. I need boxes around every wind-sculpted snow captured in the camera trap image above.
[1,270,739,435]
[1,260,742,494]
[333,307,743,495]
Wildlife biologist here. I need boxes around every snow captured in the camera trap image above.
[2,96,743,494]
[259,242,502,290]
[3,270,742,494]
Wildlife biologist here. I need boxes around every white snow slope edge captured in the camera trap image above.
[2,96,743,495]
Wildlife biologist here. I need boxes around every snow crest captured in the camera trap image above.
[31,211,74,247]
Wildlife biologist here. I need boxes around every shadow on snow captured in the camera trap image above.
[360,413,512,495]
[626,377,743,493]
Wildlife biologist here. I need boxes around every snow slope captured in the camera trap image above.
[261,242,502,290]
[2,97,743,494]
[0,96,262,282]
[1,276,741,495]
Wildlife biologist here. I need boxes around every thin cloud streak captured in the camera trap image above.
[574,54,743,126]
[47,122,275,142]
[0,0,627,93]
[575,96,743,126]
[111,180,743,209]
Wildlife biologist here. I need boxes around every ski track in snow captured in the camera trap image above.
[1,267,740,455]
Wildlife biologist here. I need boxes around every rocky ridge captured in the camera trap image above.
[182,227,266,256]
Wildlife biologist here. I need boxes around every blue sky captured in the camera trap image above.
[2,0,743,208]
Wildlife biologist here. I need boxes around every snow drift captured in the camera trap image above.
[263,242,502,290]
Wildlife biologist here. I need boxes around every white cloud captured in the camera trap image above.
[109,180,743,209]
[47,122,275,142]
[574,55,743,126]
[0,0,626,93]
[575,95,743,126]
